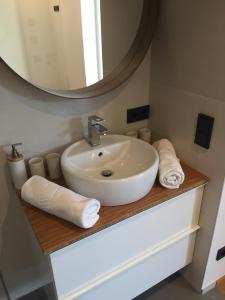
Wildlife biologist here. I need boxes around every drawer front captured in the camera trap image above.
[50,187,203,300]
[73,232,197,300]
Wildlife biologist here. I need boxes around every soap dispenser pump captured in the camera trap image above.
[8,143,28,189]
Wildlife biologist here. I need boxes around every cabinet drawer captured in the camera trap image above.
[50,187,203,300]
[75,232,197,300]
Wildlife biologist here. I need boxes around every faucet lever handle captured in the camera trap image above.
[88,115,105,125]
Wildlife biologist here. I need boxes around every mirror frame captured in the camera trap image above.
[1,0,158,99]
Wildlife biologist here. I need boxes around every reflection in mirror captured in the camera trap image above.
[0,0,143,91]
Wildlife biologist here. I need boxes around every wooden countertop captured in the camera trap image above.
[18,163,208,255]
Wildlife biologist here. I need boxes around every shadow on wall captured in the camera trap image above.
[0,60,125,117]
[0,147,51,299]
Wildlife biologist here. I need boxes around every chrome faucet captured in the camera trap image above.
[87,115,109,147]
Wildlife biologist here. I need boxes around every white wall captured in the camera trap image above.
[0,0,28,77]
[203,179,225,289]
[101,0,143,76]
[58,0,86,89]
[0,50,151,299]
[15,0,65,89]
[150,0,225,291]
[1,0,85,90]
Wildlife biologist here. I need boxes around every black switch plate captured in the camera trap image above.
[216,246,225,261]
[127,105,150,124]
[194,113,214,149]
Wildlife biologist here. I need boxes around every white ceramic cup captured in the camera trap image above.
[29,157,46,177]
[125,131,138,138]
[45,153,61,179]
[138,127,151,143]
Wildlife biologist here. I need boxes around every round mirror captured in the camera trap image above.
[0,0,158,98]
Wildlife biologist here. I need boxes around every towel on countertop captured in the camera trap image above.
[153,139,185,189]
[21,176,101,229]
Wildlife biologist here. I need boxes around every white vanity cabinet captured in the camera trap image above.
[49,186,204,300]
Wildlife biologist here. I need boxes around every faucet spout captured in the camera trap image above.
[87,115,109,147]
[94,124,109,135]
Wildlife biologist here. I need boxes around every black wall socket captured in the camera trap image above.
[127,105,150,124]
[53,5,60,12]
[216,246,225,261]
[194,113,214,149]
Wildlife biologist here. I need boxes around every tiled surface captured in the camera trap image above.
[135,274,224,300]
[150,83,204,165]
[18,283,55,300]
[150,0,225,291]
[151,0,225,101]
[150,82,225,291]
[0,274,8,300]
[18,289,48,300]
[18,274,224,300]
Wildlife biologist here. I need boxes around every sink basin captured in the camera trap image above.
[61,135,159,206]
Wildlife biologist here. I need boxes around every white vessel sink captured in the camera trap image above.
[61,135,159,206]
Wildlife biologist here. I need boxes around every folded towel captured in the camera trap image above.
[153,139,185,189]
[21,176,101,229]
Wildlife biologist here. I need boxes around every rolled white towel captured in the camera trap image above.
[153,139,185,189]
[21,176,101,229]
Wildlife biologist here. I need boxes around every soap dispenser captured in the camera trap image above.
[8,143,28,189]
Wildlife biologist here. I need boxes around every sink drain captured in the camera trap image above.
[101,170,113,177]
